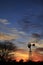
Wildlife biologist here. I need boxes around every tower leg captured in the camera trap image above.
[29,47,31,61]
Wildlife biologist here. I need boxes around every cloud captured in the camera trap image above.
[35,47,43,54]
[0,25,27,41]
[32,33,40,38]
[9,28,27,38]
[17,14,43,33]
[0,19,10,24]
[31,33,41,43]
[17,16,31,32]
[18,31,27,36]
[9,28,18,34]
[0,32,19,41]
[35,48,43,51]
[11,28,25,35]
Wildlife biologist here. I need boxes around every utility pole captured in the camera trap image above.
[28,42,35,61]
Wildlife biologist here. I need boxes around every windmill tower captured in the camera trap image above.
[28,42,35,61]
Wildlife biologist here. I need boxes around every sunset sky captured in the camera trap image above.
[0,0,43,62]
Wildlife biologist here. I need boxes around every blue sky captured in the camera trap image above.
[0,0,43,52]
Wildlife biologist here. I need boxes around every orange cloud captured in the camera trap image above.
[31,51,43,62]
[0,32,19,40]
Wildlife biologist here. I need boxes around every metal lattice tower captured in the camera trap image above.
[28,42,35,61]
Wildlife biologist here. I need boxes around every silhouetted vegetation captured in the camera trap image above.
[0,58,43,64]
[0,40,17,62]
[0,40,17,51]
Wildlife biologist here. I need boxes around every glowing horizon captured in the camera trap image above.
[8,49,43,62]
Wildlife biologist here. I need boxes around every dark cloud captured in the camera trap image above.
[17,12,43,30]
[17,7,43,34]
[31,33,41,43]
[32,33,40,38]
[17,16,31,32]
[35,48,43,51]
[38,14,43,19]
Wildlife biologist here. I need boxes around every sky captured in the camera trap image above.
[0,0,43,57]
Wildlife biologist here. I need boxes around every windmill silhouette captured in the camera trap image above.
[28,42,35,61]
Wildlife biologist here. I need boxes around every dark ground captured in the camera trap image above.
[0,59,43,64]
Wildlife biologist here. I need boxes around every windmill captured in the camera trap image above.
[28,42,35,61]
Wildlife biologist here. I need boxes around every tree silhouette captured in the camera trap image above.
[0,41,17,62]
[19,59,24,63]
[4,41,17,51]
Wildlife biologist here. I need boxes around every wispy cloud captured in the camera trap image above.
[0,22,27,41]
[9,28,27,37]
[0,19,10,24]
[0,32,19,41]
[19,31,26,35]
